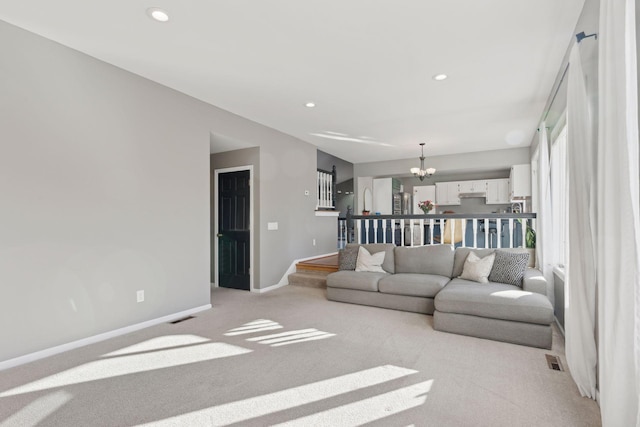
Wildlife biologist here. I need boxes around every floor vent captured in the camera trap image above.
[545,354,564,371]
[169,316,194,324]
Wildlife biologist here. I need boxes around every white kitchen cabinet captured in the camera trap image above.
[510,164,531,199]
[486,178,510,204]
[413,185,436,214]
[458,180,487,193]
[436,182,461,205]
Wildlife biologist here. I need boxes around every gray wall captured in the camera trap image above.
[210,147,260,284]
[0,20,330,363]
[0,21,210,362]
[336,179,355,215]
[317,149,354,184]
[530,0,599,155]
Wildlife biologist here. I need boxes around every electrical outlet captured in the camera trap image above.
[137,290,144,303]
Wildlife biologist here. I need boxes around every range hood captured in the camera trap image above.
[458,192,487,198]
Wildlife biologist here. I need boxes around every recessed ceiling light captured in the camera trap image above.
[433,74,448,81]
[305,102,316,108]
[147,7,169,22]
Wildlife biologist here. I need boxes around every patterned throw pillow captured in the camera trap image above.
[459,251,496,283]
[338,245,359,270]
[355,246,386,273]
[488,250,530,287]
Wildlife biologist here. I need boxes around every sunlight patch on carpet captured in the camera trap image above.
[224,319,283,336]
[139,365,418,426]
[274,380,433,426]
[0,343,251,397]
[103,335,211,357]
[246,329,335,346]
[0,390,73,426]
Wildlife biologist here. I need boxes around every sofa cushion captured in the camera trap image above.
[452,247,532,278]
[345,243,395,273]
[452,248,496,278]
[378,273,450,298]
[434,278,554,325]
[394,244,454,277]
[355,246,386,273]
[338,245,359,270]
[326,270,388,292]
[488,250,530,287]
[459,251,496,283]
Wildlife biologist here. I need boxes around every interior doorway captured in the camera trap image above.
[214,166,253,291]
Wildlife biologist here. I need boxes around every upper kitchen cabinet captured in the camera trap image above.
[509,164,531,199]
[436,182,461,205]
[486,178,510,204]
[458,180,487,194]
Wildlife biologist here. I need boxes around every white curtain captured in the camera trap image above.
[597,0,640,425]
[565,42,598,399]
[535,123,554,307]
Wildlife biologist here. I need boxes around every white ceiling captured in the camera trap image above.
[0,0,584,163]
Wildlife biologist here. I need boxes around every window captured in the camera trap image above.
[550,124,568,268]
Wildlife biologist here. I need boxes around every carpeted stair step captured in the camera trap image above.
[288,271,329,288]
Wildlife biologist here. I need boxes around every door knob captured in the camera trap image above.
[217,233,223,237]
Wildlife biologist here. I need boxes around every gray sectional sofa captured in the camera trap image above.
[326,244,554,349]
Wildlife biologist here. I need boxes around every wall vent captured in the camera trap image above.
[169,316,194,324]
[545,354,564,371]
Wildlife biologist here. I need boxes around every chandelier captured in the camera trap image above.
[410,143,436,181]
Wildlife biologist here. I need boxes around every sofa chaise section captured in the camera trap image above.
[433,248,554,349]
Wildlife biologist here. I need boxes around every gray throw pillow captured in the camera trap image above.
[338,245,359,270]
[488,250,530,287]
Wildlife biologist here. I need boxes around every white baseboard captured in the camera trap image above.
[0,304,211,372]
[260,251,338,293]
[254,281,288,293]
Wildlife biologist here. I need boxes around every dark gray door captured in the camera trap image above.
[218,170,250,290]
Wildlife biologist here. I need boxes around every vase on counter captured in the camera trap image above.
[418,199,435,215]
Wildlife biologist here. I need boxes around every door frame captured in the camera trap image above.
[214,165,255,292]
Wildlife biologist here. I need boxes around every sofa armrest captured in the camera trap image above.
[523,268,551,300]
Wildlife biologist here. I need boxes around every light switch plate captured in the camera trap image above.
[267,222,278,230]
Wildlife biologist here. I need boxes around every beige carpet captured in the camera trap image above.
[0,286,601,426]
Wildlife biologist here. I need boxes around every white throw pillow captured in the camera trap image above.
[459,251,496,283]
[355,246,386,273]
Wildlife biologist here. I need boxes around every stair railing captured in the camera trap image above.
[344,212,536,249]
